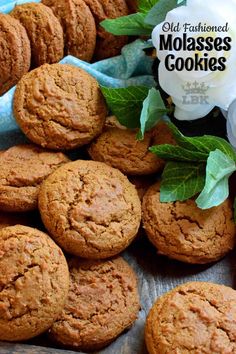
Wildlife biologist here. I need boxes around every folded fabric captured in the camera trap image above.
[0,0,155,134]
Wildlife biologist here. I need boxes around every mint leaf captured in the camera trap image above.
[138,88,168,140]
[138,0,159,13]
[150,144,207,162]
[101,13,153,36]
[167,122,236,162]
[101,86,149,129]
[196,149,236,209]
[160,162,205,202]
[145,0,178,26]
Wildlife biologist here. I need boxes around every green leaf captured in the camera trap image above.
[138,0,159,13]
[100,13,153,36]
[167,122,236,162]
[138,88,168,140]
[177,0,187,5]
[160,162,206,202]
[196,149,236,209]
[150,144,208,162]
[145,0,178,26]
[101,85,149,129]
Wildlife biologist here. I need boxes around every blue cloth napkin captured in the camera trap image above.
[0,0,155,136]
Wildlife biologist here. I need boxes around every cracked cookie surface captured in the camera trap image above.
[13,64,107,150]
[39,160,141,259]
[83,0,129,60]
[11,3,64,68]
[49,257,140,351]
[88,122,176,175]
[0,144,69,212]
[0,13,30,96]
[42,0,96,62]
[0,225,69,341]
[142,182,235,264]
[145,282,236,354]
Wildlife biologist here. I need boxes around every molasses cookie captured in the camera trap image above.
[145,282,236,354]
[14,64,107,150]
[0,144,69,212]
[0,13,30,96]
[11,3,64,68]
[83,0,129,60]
[42,0,96,62]
[0,225,69,341]
[39,160,141,259]
[142,183,235,264]
[88,122,175,175]
[49,257,140,351]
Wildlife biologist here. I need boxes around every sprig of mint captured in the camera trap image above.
[101,0,186,37]
[101,86,168,134]
[196,149,236,209]
[101,13,153,36]
[100,86,149,129]
[159,161,206,202]
[138,88,168,140]
[151,122,236,209]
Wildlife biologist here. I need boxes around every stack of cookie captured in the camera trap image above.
[1,3,236,350]
[0,61,143,350]
[0,0,132,96]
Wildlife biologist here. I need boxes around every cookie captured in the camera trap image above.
[145,282,236,354]
[0,225,69,341]
[142,182,235,264]
[0,13,30,96]
[49,257,140,351]
[42,0,96,62]
[11,3,64,68]
[0,144,69,212]
[83,0,129,60]
[13,64,107,150]
[88,122,175,175]
[38,160,141,259]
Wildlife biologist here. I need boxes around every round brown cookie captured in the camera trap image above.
[142,182,236,264]
[42,0,96,62]
[0,225,69,341]
[0,13,30,96]
[0,144,69,212]
[83,0,129,60]
[11,3,64,68]
[39,160,141,259]
[13,64,107,150]
[145,282,236,354]
[88,122,176,175]
[49,257,140,351]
